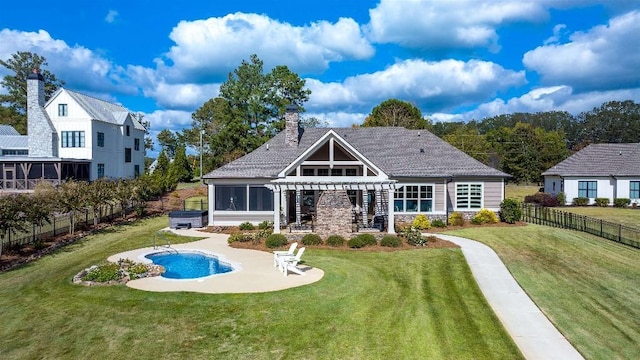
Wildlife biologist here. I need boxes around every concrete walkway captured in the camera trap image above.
[108,228,324,294]
[436,234,584,360]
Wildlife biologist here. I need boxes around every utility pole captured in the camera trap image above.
[199,129,204,182]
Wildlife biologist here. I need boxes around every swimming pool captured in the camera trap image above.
[145,251,234,279]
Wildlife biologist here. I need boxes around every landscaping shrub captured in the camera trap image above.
[258,220,273,230]
[499,198,522,224]
[556,192,566,206]
[394,222,410,233]
[265,234,288,248]
[572,197,589,206]
[301,233,323,245]
[325,235,346,247]
[431,219,447,228]
[349,233,377,248]
[412,214,431,230]
[228,232,253,243]
[595,198,609,207]
[253,229,272,243]
[448,212,465,226]
[380,235,401,247]
[404,227,426,246]
[471,209,499,225]
[239,222,255,230]
[614,198,631,208]
[524,192,559,207]
[347,236,366,248]
[82,263,120,282]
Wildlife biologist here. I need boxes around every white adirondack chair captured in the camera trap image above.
[273,242,298,268]
[277,247,306,276]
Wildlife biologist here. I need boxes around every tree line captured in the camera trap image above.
[2,52,639,185]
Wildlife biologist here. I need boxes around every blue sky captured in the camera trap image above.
[1,0,639,156]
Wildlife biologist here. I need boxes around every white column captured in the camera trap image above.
[281,190,288,226]
[208,184,215,226]
[387,188,395,234]
[273,188,281,234]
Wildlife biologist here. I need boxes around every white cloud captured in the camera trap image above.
[160,13,374,82]
[0,29,136,95]
[306,58,526,113]
[524,11,640,92]
[304,111,367,128]
[366,0,547,51]
[543,24,567,45]
[430,85,640,122]
[105,10,118,24]
[143,82,220,110]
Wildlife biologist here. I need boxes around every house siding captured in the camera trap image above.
[562,177,615,205]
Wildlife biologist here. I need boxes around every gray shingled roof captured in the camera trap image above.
[49,89,145,131]
[542,143,640,177]
[204,127,509,179]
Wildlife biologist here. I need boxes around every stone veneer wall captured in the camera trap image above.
[284,105,299,147]
[315,190,353,236]
[27,73,58,157]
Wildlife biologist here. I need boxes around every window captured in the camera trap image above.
[125,148,131,163]
[61,131,85,148]
[578,181,597,198]
[249,187,273,211]
[630,181,640,199]
[317,169,329,176]
[456,183,482,209]
[126,125,130,136]
[345,168,357,176]
[1,149,28,156]
[395,185,433,212]
[58,104,68,117]
[215,186,247,211]
[134,165,140,177]
[331,168,343,176]
[302,168,314,176]
[134,138,140,151]
[97,164,105,178]
[97,132,104,147]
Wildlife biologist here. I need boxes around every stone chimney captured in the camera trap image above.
[284,104,299,147]
[27,69,58,157]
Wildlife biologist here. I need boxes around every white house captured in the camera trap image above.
[0,69,145,190]
[542,143,640,205]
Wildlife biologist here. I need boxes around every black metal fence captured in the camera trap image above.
[2,204,127,250]
[522,204,640,249]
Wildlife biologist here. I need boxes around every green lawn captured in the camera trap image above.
[0,216,521,360]
[448,225,640,360]
[554,206,640,229]
[505,184,539,202]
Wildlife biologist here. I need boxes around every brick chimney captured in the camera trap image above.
[27,69,58,157]
[285,104,299,146]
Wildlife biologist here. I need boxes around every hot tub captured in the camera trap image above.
[168,210,208,229]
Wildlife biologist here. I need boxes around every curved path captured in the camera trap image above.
[436,234,584,360]
[108,228,324,294]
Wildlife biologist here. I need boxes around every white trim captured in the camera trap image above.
[393,183,436,213]
[454,182,484,211]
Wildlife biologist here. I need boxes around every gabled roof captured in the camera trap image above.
[0,135,27,150]
[204,127,509,179]
[47,89,145,131]
[542,143,640,177]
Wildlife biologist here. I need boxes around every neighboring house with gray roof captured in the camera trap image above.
[542,143,640,205]
[0,70,145,191]
[203,106,510,234]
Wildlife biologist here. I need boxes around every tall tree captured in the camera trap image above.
[157,129,179,159]
[362,99,431,129]
[0,51,64,134]
[443,126,491,164]
[184,54,310,171]
[169,145,193,183]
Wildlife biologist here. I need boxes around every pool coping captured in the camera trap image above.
[107,228,325,294]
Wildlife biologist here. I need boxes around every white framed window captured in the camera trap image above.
[630,181,639,199]
[394,185,433,212]
[61,131,85,148]
[58,104,68,117]
[456,183,482,209]
[215,185,274,212]
[97,164,105,178]
[578,181,597,198]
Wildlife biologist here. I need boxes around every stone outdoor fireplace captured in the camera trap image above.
[315,190,353,236]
